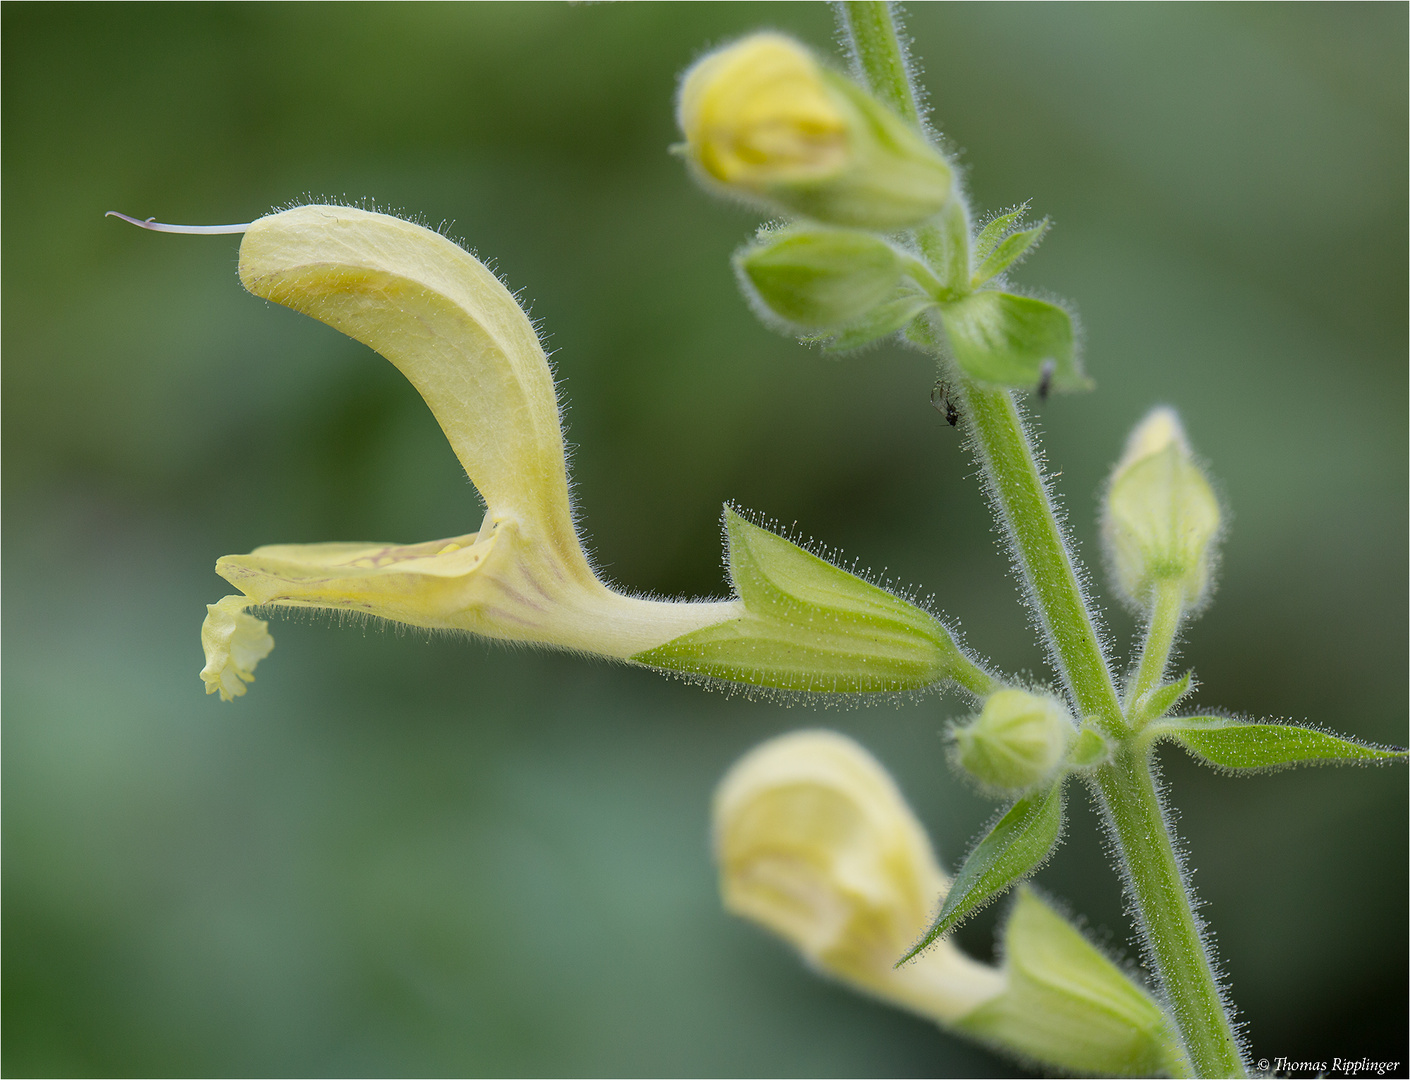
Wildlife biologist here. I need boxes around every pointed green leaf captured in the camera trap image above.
[1133,670,1193,725]
[972,205,1029,265]
[1150,716,1407,771]
[972,219,1050,287]
[939,291,1090,392]
[901,782,1065,960]
[634,508,986,694]
[817,291,936,351]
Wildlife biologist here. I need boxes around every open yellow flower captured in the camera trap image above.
[714,731,1188,1076]
[201,205,740,699]
[714,729,1003,1020]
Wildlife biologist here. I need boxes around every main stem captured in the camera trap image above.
[1095,750,1242,1077]
[840,4,1246,1075]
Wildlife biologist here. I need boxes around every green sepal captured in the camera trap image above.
[815,289,936,351]
[1068,726,1111,769]
[633,507,982,694]
[901,781,1065,960]
[1132,670,1193,726]
[972,219,1049,288]
[955,888,1189,1078]
[736,228,905,330]
[758,71,952,233]
[1148,715,1408,772]
[938,291,1090,393]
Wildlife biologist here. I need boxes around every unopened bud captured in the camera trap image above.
[1102,407,1222,609]
[677,33,952,230]
[954,689,1070,790]
[736,228,907,329]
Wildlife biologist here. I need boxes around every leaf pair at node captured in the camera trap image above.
[735,218,1087,394]
[907,711,1404,962]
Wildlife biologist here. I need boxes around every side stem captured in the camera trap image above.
[1127,578,1185,714]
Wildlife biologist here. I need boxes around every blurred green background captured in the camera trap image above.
[3,3,1405,1076]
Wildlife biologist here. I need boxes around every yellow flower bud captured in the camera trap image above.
[953,689,1072,791]
[1102,407,1222,609]
[714,730,1004,1022]
[677,34,952,230]
[679,34,849,189]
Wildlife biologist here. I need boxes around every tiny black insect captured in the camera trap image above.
[1037,358,1056,402]
[930,381,960,426]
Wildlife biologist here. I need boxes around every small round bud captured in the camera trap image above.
[677,33,952,230]
[954,690,1070,790]
[735,228,906,329]
[1102,407,1222,609]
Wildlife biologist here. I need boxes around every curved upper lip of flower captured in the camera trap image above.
[199,205,740,699]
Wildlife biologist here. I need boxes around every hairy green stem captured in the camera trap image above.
[1095,750,1245,1077]
[840,1,920,123]
[838,4,1247,1074]
[1128,578,1185,715]
[961,384,1122,723]
[947,652,1002,700]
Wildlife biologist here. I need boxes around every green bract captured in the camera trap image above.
[736,228,905,329]
[938,291,1087,391]
[633,508,987,695]
[971,216,1050,288]
[904,781,1066,959]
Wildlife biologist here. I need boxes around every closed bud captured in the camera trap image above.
[1102,407,1222,609]
[954,689,1070,790]
[735,228,907,329]
[677,33,952,230]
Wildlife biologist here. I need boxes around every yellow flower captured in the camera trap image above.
[201,205,740,699]
[715,731,1188,1076]
[677,34,952,231]
[713,730,1004,1020]
[679,33,850,189]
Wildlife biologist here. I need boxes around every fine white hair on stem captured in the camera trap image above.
[105,210,250,235]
